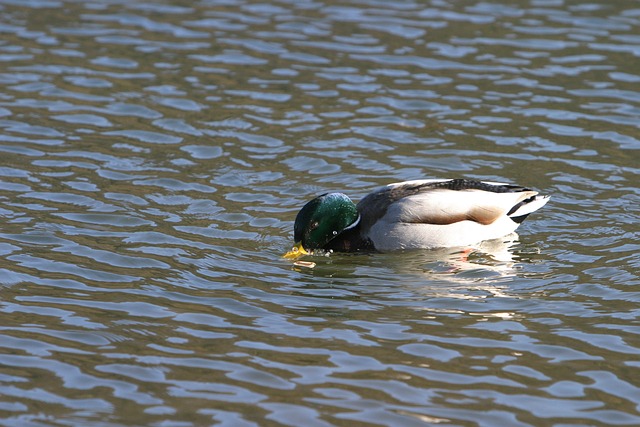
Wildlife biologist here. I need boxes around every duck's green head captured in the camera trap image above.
[284,193,359,259]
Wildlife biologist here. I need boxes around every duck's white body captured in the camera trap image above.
[359,179,550,251]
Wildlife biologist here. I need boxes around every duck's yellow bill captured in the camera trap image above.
[283,242,309,259]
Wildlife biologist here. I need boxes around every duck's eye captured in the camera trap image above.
[332,230,338,236]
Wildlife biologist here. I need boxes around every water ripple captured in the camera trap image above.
[0,0,639,425]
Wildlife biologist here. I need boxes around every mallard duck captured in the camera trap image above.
[284,178,549,258]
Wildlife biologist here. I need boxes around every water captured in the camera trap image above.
[0,0,639,425]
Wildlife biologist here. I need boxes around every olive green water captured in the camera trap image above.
[0,1,639,426]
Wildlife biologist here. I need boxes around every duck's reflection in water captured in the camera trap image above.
[380,233,538,300]
[286,232,544,302]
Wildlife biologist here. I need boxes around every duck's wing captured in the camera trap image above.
[357,179,549,232]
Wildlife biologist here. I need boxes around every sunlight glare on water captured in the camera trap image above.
[0,0,639,426]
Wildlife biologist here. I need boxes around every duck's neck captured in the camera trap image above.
[323,221,375,253]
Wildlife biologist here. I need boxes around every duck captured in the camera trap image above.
[284,178,550,258]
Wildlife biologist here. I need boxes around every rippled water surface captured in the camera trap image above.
[1,0,639,425]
